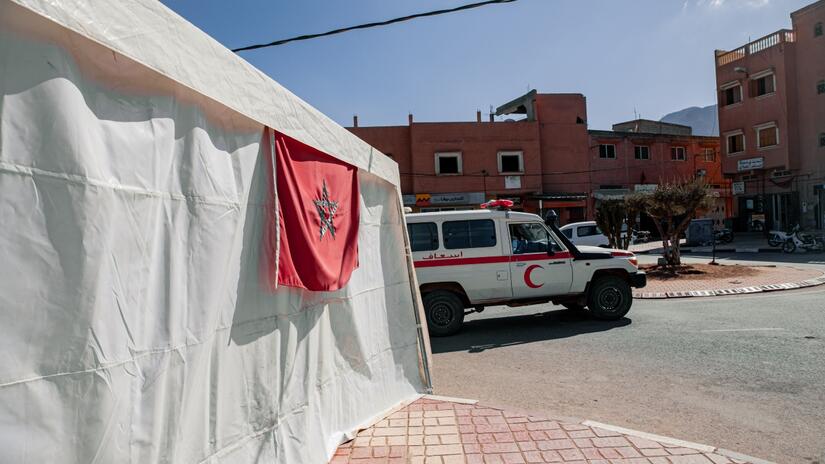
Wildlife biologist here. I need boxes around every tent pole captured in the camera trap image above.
[396,184,434,393]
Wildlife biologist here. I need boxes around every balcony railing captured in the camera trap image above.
[716,29,795,67]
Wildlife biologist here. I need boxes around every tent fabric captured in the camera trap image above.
[0,2,428,463]
[7,0,400,187]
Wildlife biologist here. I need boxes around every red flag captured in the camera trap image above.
[262,128,360,292]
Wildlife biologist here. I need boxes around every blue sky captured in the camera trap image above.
[160,0,810,130]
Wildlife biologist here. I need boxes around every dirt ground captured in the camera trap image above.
[640,263,766,281]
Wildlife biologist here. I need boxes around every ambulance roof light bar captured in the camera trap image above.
[480,199,514,210]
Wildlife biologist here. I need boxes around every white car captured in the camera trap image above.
[406,207,646,336]
[559,221,609,247]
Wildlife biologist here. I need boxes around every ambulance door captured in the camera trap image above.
[508,222,573,298]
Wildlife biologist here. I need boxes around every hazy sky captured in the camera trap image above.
[160,0,811,130]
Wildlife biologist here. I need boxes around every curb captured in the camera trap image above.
[422,396,772,464]
[634,274,825,299]
[637,247,783,255]
[582,421,777,464]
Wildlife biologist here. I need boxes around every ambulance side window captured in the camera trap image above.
[442,220,497,249]
[509,223,563,254]
[407,222,439,252]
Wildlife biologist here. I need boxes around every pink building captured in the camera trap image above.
[349,91,592,225]
[715,0,825,231]
[350,91,729,226]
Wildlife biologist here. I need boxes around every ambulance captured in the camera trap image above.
[406,201,646,336]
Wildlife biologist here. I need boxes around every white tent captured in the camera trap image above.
[0,1,432,462]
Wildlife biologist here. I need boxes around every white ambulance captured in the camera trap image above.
[406,202,646,336]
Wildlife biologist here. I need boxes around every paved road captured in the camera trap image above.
[429,256,825,464]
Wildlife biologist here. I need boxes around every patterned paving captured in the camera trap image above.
[331,398,756,464]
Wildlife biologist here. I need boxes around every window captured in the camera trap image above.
[818,80,825,95]
[816,22,823,37]
[720,83,742,106]
[726,132,745,154]
[442,219,496,249]
[599,144,616,159]
[702,148,716,162]
[756,124,779,148]
[562,229,573,239]
[497,151,524,173]
[751,72,775,97]
[634,146,650,160]
[509,223,562,254]
[407,222,438,252]
[435,152,461,175]
[577,225,601,237]
[820,132,825,148]
[671,147,686,161]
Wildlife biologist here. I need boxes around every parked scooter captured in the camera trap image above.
[631,228,652,244]
[714,228,734,244]
[782,225,825,253]
[768,228,791,247]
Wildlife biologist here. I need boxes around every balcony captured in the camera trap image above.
[716,29,795,67]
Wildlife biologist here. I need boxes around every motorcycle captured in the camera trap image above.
[714,228,734,244]
[631,229,651,244]
[782,225,825,253]
[768,229,791,247]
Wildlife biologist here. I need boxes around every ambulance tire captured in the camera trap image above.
[423,291,465,337]
[587,276,632,321]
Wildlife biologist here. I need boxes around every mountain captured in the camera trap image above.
[660,105,718,136]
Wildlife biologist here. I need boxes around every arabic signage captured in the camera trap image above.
[732,181,745,195]
[737,157,764,172]
[403,192,485,207]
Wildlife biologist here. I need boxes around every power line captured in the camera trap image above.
[232,0,518,52]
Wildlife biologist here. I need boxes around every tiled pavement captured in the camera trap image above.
[634,265,825,299]
[331,397,759,464]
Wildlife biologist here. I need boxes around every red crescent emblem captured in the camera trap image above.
[524,264,544,288]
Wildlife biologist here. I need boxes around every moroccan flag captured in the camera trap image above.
[262,128,360,292]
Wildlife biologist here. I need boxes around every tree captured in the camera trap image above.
[594,198,641,250]
[633,178,713,266]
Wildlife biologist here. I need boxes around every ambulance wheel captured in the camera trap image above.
[587,276,632,321]
[423,291,465,337]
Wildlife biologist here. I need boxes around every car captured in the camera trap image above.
[559,221,651,247]
[559,221,609,247]
[406,204,646,336]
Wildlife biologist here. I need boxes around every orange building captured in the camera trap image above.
[349,91,726,225]
[714,0,825,231]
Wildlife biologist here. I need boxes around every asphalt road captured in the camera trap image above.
[429,256,825,464]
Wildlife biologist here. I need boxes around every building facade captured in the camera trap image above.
[349,92,725,226]
[589,121,728,228]
[715,0,825,231]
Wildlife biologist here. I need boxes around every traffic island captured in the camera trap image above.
[331,396,769,464]
[634,263,825,299]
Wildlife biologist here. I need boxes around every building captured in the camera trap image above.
[349,91,591,224]
[349,92,726,226]
[714,0,825,231]
[588,120,728,228]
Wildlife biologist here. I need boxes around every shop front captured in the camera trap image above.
[402,192,486,212]
[530,193,589,225]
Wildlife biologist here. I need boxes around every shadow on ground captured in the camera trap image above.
[430,309,631,354]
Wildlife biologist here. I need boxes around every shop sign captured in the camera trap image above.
[504,176,522,189]
[634,184,657,193]
[402,195,416,206]
[412,192,485,207]
[732,181,745,195]
[737,157,764,172]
